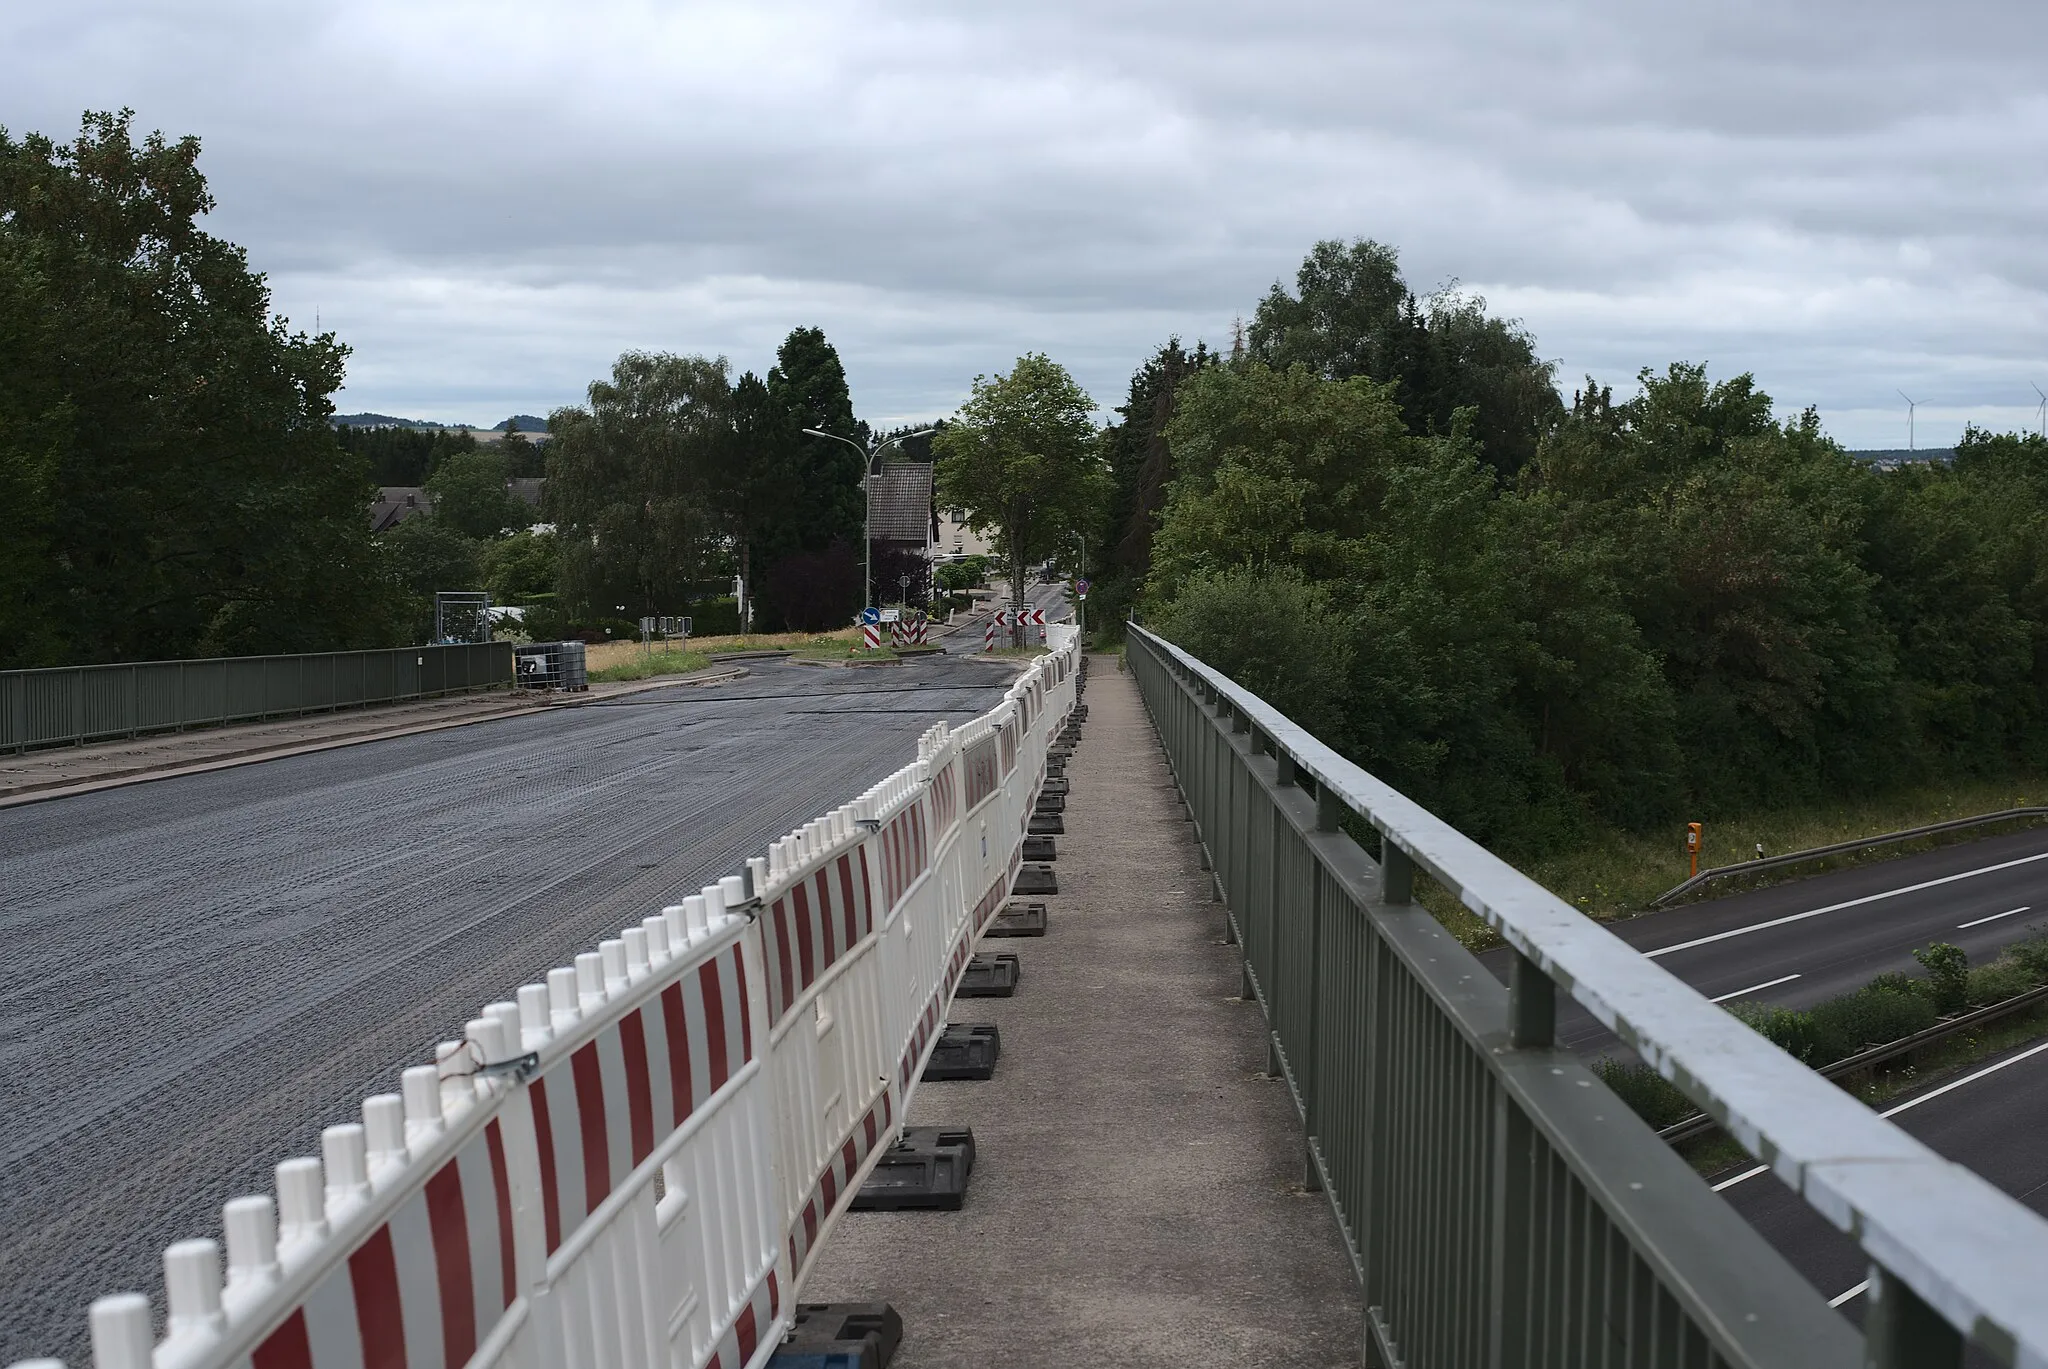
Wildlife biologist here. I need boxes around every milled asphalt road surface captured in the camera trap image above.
[0,656,1018,1364]
[804,655,1361,1367]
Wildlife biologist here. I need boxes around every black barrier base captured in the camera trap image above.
[850,1127,976,1211]
[1041,776,1070,795]
[923,1022,1001,1080]
[1013,863,1059,896]
[989,902,1048,937]
[1045,761,1065,779]
[768,1303,904,1369]
[1028,813,1065,835]
[1022,835,1057,862]
[959,951,1021,996]
[1035,793,1065,813]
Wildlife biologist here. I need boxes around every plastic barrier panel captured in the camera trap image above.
[23,631,1080,1369]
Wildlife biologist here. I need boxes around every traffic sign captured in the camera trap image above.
[880,608,901,623]
[1075,578,1090,596]
[859,606,881,624]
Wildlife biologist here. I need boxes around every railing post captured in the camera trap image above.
[1508,952,1554,1050]
[1864,1268,1963,1369]
[1487,949,1558,1369]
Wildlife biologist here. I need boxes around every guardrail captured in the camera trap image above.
[1656,982,2048,1144]
[1125,624,2048,1369]
[10,626,1079,1369]
[1653,807,2048,905]
[1,643,514,752]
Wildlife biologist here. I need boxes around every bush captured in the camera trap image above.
[1591,1059,1696,1130]
[1866,971,1919,997]
[1725,1000,1817,1062]
[1913,942,1971,1015]
[2008,931,2048,983]
[1967,959,2036,1007]
[1152,566,1354,742]
[1807,988,1937,1066]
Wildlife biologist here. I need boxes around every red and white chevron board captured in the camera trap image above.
[861,622,881,650]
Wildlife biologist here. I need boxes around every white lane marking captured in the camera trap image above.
[1709,973,1801,1004]
[1958,905,2030,929]
[1879,1038,2048,1119]
[1712,1164,1768,1191]
[1645,850,2048,959]
[1829,1279,1870,1308]
[1711,1039,2048,1193]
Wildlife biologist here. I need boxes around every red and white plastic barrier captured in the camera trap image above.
[25,627,1082,1369]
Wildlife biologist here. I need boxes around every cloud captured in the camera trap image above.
[8,0,2048,442]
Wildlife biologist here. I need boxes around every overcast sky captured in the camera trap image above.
[11,0,2047,447]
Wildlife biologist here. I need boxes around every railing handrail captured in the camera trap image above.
[0,640,497,680]
[1128,623,2048,1361]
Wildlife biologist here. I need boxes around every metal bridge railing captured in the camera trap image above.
[1125,624,2048,1369]
[0,642,514,753]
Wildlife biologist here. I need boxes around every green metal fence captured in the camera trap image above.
[1125,624,2048,1369]
[1,642,514,753]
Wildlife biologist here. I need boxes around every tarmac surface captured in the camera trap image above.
[1713,1036,2048,1357]
[804,654,1362,1367]
[1481,823,2048,1054]
[0,655,1020,1364]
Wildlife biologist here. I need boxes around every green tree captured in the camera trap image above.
[0,110,393,665]
[933,354,1109,641]
[427,446,533,539]
[1090,339,1216,636]
[482,527,560,603]
[545,351,731,619]
[379,517,483,642]
[1248,238,1562,477]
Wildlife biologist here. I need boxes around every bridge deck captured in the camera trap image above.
[805,654,1361,1366]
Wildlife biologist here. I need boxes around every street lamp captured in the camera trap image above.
[801,427,936,613]
[898,572,912,611]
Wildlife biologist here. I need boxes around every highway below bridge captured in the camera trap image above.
[0,653,1031,1364]
[1483,828,2048,1337]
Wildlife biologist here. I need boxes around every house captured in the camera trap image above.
[370,488,434,532]
[868,463,934,553]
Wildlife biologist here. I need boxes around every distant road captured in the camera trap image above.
[1714,1036,2048,1327]
[1485,824,2048,1052]
[0,657,1013,1364]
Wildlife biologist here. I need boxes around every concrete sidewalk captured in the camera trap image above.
[0,666,745,805]
[804,654,1361,1367]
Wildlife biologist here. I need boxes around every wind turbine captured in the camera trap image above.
[1898,390,1919,451]
[2033,383,2045,441]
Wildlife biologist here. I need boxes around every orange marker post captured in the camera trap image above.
[1686,822,1702,879]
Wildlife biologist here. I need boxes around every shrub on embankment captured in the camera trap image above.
[1594,933,2048,1130]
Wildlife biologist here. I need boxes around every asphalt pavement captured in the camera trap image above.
[0,655,1018,1364]
[1493,826,2048,1352]
[1711,1035,2048,1354]
[1487,823,2048,1053]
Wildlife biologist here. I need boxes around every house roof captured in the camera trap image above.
[370,487,434,532]
[868,463,933,543]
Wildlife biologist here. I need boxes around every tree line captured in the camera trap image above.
[1094,238,2048,856]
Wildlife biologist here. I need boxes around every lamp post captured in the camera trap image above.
[801,427,936,614]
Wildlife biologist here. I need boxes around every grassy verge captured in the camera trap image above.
[1530,773,2048,924]
[588,648,713,683]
